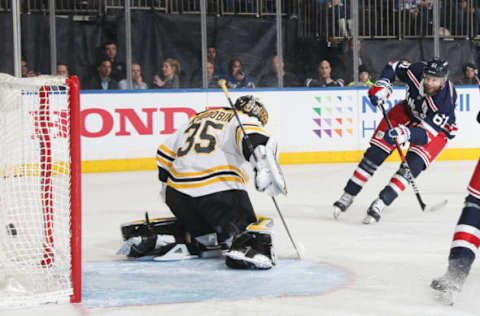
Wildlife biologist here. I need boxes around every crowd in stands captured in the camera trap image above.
[21,39,480,89]
[323,0,480,39]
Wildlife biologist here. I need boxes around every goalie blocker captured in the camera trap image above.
[118,95,286,270]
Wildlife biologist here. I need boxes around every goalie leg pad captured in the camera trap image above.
[117,230,224,260]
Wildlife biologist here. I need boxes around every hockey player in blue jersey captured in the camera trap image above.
[333,58,458,224]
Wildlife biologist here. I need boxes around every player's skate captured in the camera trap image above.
[362,198,386,224]
[333,192,354,220]
[431,270,465,305]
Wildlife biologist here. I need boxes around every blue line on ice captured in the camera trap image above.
[83,259,348,308]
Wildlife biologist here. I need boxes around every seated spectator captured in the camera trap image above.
[21,58,36,77]
[118,63,148,90]
[226,58,255,89]
[258,56,299,87]
[347,65,374,87]
[191,60,222,88]
[305,60,344,87]
[83,59,118,90]
[190,46,224,88]
[101,42,125,82]
[152,58,181,89]
[56,63,69,77]
[456,63,480,85]
[207,45,224,77]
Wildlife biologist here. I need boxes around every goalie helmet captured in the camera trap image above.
[424,58,448,78]
[234,95,268,126]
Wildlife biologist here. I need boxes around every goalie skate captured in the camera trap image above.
[225,249,273,269]
[225,227,275,270]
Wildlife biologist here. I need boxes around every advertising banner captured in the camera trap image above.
[80,87,480,171]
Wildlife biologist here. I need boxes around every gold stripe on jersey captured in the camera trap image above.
[167,175,244,189]
[235,125,270,150]
[158,144,176,159]
[155,160,247,185]
[169,164,247,181]
[156,155,173,170]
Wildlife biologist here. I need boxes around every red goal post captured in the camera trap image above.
[0,74,81,307]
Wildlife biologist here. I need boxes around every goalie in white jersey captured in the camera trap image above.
[117,95,286,270]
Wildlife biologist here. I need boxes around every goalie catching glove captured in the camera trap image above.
[249,138,287,197]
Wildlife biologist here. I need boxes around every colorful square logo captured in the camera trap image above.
[313,96,354,138]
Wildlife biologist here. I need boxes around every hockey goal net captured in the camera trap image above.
[0,74,81,307]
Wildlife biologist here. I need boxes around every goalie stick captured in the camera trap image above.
[218,79,302,259]
[379,101,447,212]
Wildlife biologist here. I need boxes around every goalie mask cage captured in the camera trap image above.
[0,74,81,307]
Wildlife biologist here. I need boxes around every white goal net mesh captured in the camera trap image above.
[0,74,75,307]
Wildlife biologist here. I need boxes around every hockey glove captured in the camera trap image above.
[250,138,287,197]
[368,79,393,106]
[384,124,411,145]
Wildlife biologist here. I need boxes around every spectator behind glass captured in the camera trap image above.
[207,46,224,77]
[455,63,480,85]
[191,60,221,88]
[226,58,255,89]
[83,59,118,90]
[258,55,299,87]
[56,63,69,77]
[347,65,374,87]
[338,39,375,84]
[21,58,36,77]
[102,42,126,82]
[305,60,344,87]
[153,58,181,89]
[191,46,224,88]
[118,63,148,90]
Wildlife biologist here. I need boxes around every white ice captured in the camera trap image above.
[5,160,480,316]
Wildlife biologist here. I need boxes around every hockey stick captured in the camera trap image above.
[379,101,447,212]
[218,79,302,259]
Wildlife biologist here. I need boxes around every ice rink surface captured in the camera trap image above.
[5,160,480,316]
